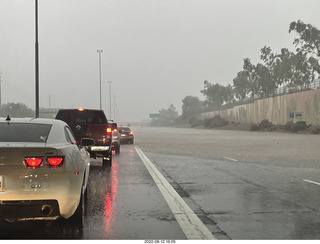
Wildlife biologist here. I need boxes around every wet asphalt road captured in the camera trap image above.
[134,127,320,239]
[1,126,320,239]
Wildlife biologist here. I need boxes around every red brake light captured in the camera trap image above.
[107,127,112,137]
[78,108,84,111]
[25,157,43,168]
[129,131,133,135]
[47,157,64,168]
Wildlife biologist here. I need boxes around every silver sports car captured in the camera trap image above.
[0,117,94,225]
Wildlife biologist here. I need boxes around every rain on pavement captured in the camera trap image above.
[1,126,320,240]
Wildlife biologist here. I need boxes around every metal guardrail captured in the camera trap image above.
[275,80,320,95]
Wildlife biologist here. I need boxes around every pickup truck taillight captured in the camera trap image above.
[106,127,112,137]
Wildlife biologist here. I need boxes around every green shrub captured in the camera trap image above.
[250,124,261,131]
[312,126,320,134]
[204,115,229,128]
[260,119,273,129]
[188,117,203,127]
[292,121,307,132]
[250,119,274,131]
[285,120,307,132]
[285,121,294,131]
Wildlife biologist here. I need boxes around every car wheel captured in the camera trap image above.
[116,146,120,154]
[103,154,112,167]
[68,187,85,227]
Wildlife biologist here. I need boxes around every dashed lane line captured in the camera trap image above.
[135,146,216,240]
[223,157,238,162]
[303,179,320,186]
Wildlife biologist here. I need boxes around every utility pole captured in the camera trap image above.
[97,50,103,110]
[108,81,112,119]
[0,73,2,109]
[35,0,39,118]
[113,95,116,121]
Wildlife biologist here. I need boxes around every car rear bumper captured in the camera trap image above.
[120,137,134,143]
[88,145,111,158]
[0,200,60,220]
[0,170,83,220]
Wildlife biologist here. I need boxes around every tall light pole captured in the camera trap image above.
[113,95,116,121]
[35,0,39,118]
[108,81,112,119]
[97,50,103,110]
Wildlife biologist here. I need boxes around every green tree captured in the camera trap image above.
[181,96,204,121]
[233,59,260,99]
[0,102,34,118]
[150,104,178,127]
[255,63,276,97]
[289,20,320,82]
[262,46,315,87]
[201,80,234,110]
[233,70,250,100]
[289,20,320,57]
[242,58,259,98]
[222,84,235,104]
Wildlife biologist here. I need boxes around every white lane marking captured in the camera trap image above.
[135,146,216,240]
[303,179,320,186]
[224,157,238,162]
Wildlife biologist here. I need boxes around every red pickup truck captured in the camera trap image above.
[55,108,113,167]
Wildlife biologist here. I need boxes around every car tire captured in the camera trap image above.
[68,187,85,227]
[115,146,120,154]
[103,153,112,167]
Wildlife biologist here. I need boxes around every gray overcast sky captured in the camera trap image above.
[0,0,319,122]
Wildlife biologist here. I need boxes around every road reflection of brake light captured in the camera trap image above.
[103,160,118,232]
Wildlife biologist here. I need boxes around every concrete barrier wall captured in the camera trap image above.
[201,89,320,125]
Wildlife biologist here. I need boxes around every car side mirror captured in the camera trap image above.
[80,138,95,147]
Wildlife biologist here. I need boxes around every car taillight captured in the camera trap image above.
[107,127,112,137]
[47,157,64,168]
[129,131,133,135]
[24,157,43,168]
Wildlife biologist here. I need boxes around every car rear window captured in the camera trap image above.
[0,123,52,142]
[56,110,107,124]
[119,127,131,132]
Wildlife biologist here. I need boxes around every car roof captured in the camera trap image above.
[119,126,131,129]
[0,118,70,145]
[0,117,67,126]
[57,108,103,112]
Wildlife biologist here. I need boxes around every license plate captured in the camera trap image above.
[0,176,3,191]
[121,134,126,137]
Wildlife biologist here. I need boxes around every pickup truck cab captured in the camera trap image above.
[55,108,112,167]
